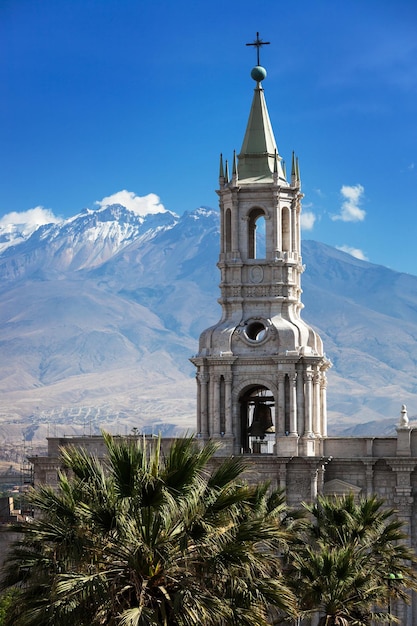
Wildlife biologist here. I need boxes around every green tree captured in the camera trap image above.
[285,494,417,625]
[1,434,295,626]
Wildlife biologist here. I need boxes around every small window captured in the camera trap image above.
[246,321,267,341]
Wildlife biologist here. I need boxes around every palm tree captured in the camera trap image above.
[285,494,417,625]
[1,434,296,626]
[0,590,17,626]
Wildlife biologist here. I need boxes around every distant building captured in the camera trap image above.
[0,495,33,569]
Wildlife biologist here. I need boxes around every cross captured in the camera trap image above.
[246,32,270,66]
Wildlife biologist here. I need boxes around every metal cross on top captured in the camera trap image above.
[246,32,270,66]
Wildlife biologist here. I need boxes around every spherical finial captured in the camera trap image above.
[251,65,267,83]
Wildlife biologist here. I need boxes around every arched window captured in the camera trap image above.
[225,209,232,253]
[248,208,266,259]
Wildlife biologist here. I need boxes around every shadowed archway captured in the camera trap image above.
[240,385,275,453]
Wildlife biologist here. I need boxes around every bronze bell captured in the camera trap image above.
[248,403,275,438]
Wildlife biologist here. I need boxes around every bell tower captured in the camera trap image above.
[191,35,330,457]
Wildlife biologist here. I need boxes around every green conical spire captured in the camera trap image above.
[237,82,279,181]
[291,151,296,185]
[232,150,238,181]
[296,156,301,184]
[224,159,230,183]
[219,153,224,179]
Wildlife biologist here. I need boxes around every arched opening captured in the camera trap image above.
[225,208,232,253]
[240,386,275,454]
[248,208,266,259]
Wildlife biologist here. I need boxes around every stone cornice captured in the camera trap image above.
[386,459,417,471]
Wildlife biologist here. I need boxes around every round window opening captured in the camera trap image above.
[246,321,267,342]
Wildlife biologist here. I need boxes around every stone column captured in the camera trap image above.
[198,372,209,436]
[278,462,287,493]
[276,372,285,436]
[296,195,302,254]
[224,372,233,435]
[272,189,280,255]
[388,460,416,626]
[220,206,224,254]
[291,199,297,253]
[363,460,375,497]
[296,365,305,436]
[213,374,221,436]
[196,373,201,435]
[313,372,321,436]
[231,197,239,253]
[304,372,313,437]
[320,374,328,437]
[388,461,415,535]
[289,372,298,435]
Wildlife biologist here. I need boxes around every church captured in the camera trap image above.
[30,36,417,624]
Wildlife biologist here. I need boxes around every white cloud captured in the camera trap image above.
[408,162,415,171]
[332,184,366,222]
[0,206,61,235]
[300,211,316,230]
[96,190,167,216]
[337,245,368,261]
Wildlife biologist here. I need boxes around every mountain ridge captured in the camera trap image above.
[0,204,416,444]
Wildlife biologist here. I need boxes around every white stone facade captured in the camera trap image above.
[191,74,330,458]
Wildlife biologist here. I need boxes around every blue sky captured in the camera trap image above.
[1,0,416,274]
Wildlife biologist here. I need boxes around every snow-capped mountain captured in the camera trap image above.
[0,205,179,280]
[0,203,416,444]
